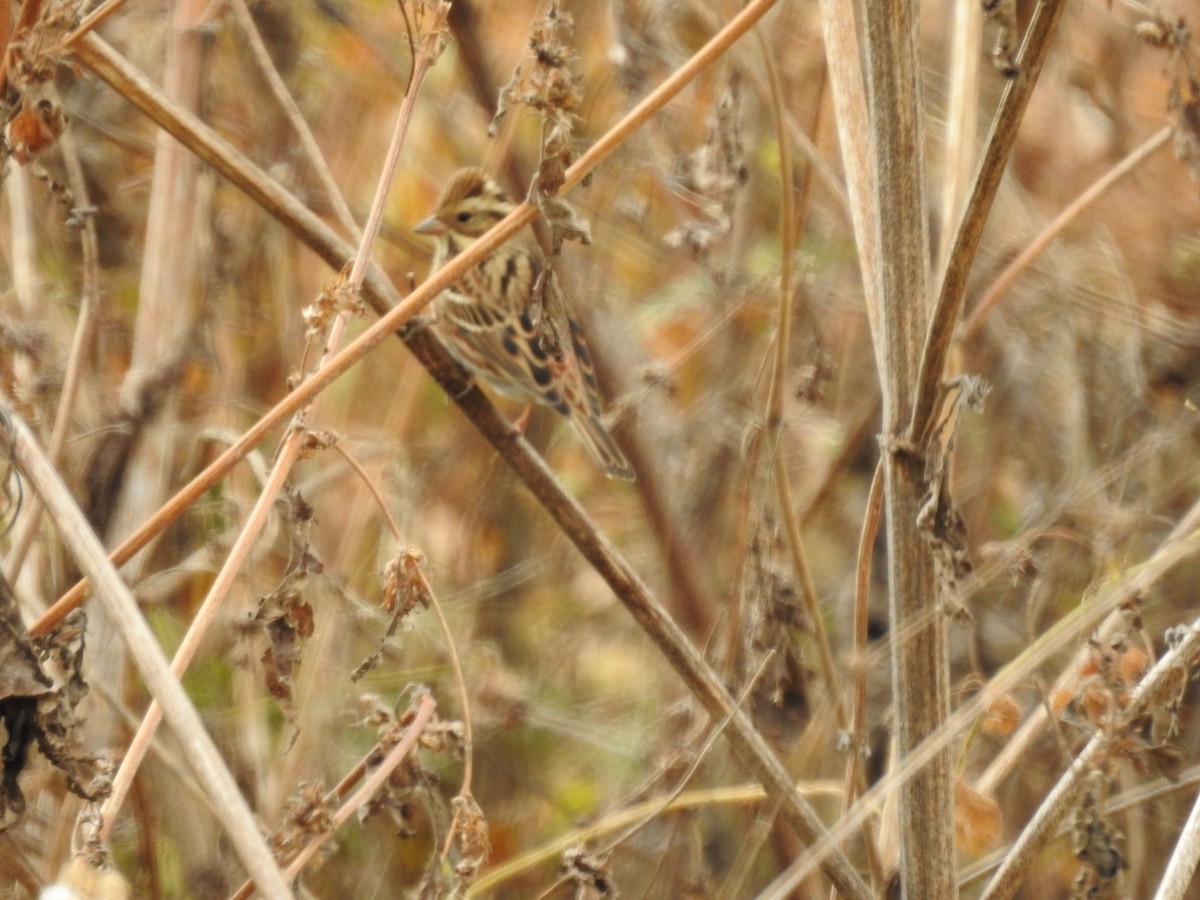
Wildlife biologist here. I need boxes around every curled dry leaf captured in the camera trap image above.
[268,780,337,865]
[954,778,1003,857]
[982,692,1022,738]
[562,846,616,899]
[254,540,322,738]
[5,97,67,166]
[664,71,748,259]
[1072,777,1128,887]
[1,574,112,831]
[353,548,431,681]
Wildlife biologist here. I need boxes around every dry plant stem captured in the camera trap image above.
[0,2,11,83]
[818,0,880,327]
[759,503,1200,897]
[842,462,885,888]
[756,28,846,729]
[962,125,1172,340]
[228,694,438,900]
[98,7,446,836]
[469,781,844,896]
[67,0,132,44]
[1,406,292,900]
[1152,786,1200,899]
[937,0,983,273]
[346,1,449,286]
[907,0,1067,446]
[59,13,875,896]
[981,619,1200,900]
[3,130,102,581]
[331,441,476,851]
[861,0,951,895]
[226,0,361,238]
[775,455,842,722]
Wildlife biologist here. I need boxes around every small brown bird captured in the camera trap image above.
[415,168,634,480]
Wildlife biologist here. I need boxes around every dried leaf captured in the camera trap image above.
[353,548,431,681]
[1,576,112,831]
[955,778,1003,856]
[982,692,1022,737]
[665,72,748,259]
[562,846,616,898]
[255,539,322,737]
[5,97,67,166]
[269,780,337,864]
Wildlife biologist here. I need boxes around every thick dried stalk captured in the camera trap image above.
[860,0,952,895]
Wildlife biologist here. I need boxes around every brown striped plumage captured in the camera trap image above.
[415,168,634,480]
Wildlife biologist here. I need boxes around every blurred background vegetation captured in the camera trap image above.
[3,0,1200,897]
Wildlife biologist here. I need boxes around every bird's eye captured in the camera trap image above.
[457,211,473,223]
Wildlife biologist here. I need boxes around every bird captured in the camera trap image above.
[414,167,634,480]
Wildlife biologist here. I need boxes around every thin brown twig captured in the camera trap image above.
[961,126,1172,341]
[756,27,846,733]
[843,462,885,888]
[225,0,361,239]
[62,0,131,46]
[330,439,477,855]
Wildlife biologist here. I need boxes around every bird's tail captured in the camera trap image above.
[571,414,635,481]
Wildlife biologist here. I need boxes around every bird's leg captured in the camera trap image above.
[511,401,534,435]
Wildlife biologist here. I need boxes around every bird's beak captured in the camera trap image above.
[414,215,447,236]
